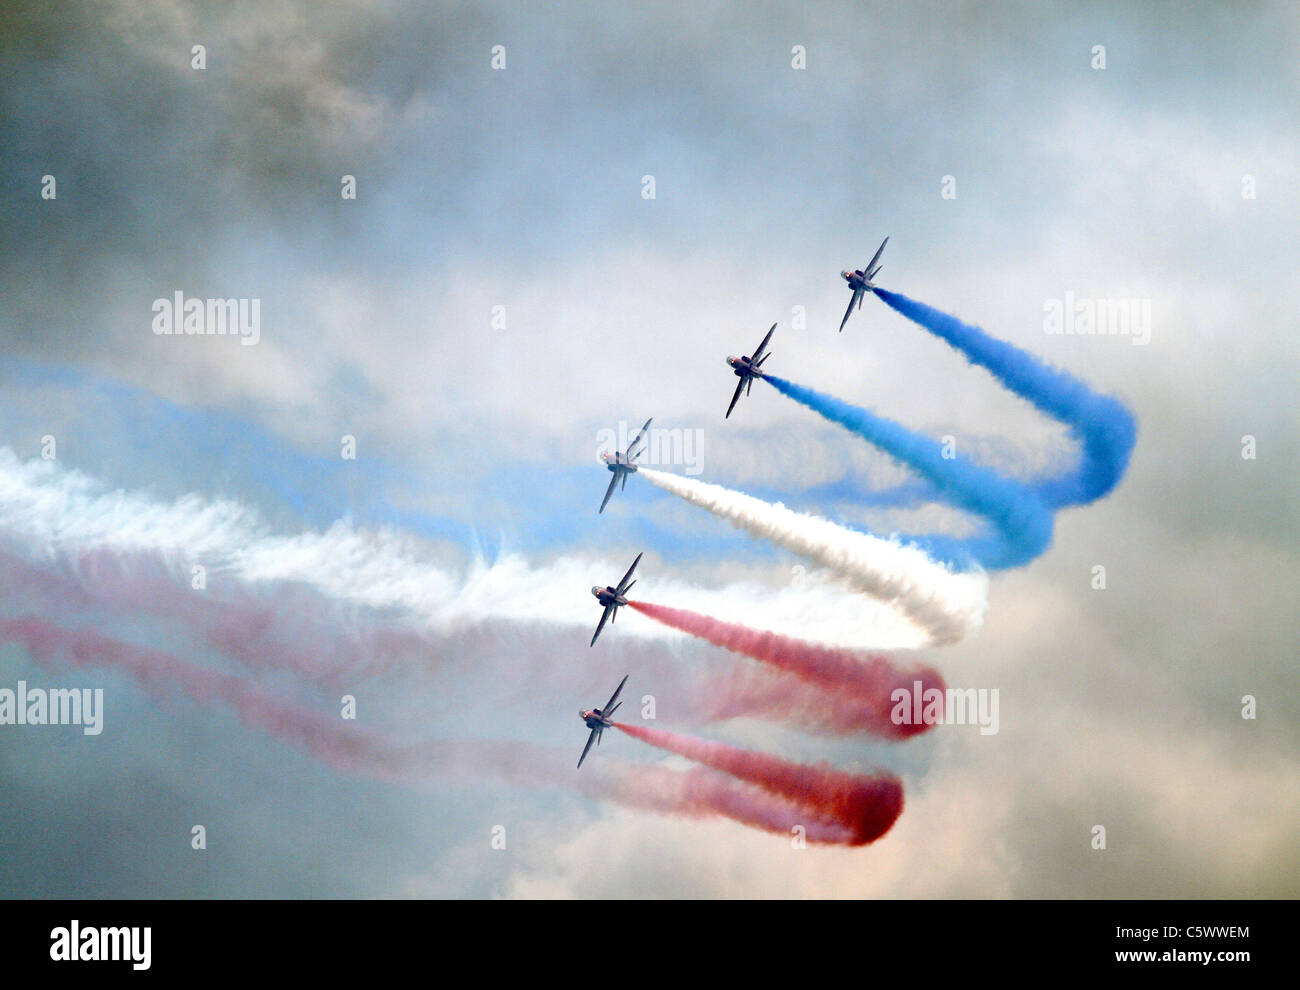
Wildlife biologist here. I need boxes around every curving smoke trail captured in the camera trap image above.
[629,600,944,738]
[636,467,986,645]
[763,373,1054,569]
[597,763,867,845]
[614,721,903,845]
[875,288,1138,509]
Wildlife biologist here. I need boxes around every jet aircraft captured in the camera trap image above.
[598,417,652,513]
[577,674,629,768]
[838,236,889,332]
[590,552,641,646]
[724,323,776,418]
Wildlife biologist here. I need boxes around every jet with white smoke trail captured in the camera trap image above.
[838,235,890,333]
[0,447,918,650]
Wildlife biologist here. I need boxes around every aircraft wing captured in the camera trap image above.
[752,323,777,362]
[598,472,619,514]
[602,674,629,714]
[865,236,889,277]
[590,603,613,646]
[616,552,642,594]
[839,289,862,332]
[577,727,598,768]
[725,378,745,418]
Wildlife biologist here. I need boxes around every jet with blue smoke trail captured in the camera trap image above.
[838,236,889,332]
[724,322,776,418]
[5,361,936,567]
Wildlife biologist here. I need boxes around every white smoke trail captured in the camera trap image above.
[0,448,926,648]
[637,468,987,644]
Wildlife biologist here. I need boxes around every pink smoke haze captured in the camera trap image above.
[0,615,404,778]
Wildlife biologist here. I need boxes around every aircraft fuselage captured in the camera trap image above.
[592,586,626,608]
[603,452,636,473]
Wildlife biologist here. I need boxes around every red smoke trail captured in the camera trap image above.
[0,615,884,841]
[0,613,590,790]
[614,721,902,845]
[699,665,936,738]
[629,600,944,738]
[11,611,853,836]
[0,546,427,688]
[595,763,860,844]
[0,616,405,779]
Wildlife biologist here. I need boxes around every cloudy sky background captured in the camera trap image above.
[1,0,1297,896]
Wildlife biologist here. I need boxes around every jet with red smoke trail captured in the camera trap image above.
[838,235,889,332]
[590,552,641,646]
[724,322,776,418]
[577,674,628,768]
[598,416,653,513]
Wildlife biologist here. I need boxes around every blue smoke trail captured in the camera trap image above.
[2,359,476,547]
[875,289,1137,508]
[763,374,1053,569]
[5,360,925,564]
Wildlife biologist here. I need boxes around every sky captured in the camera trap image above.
[1,0,1297,897]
